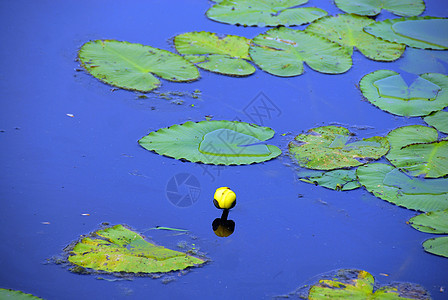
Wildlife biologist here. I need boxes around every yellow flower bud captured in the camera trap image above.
[213,187,236,210]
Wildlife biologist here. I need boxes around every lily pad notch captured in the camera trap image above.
[78,40,200,92]
[66,224,206,274]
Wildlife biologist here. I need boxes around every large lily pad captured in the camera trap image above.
[139,120,281,165]
[68,225,205,274]
[360,70,448,117]
[249,27,352,77]
[78,40,199,92]
[288,126,389,170]
[206,0,327,27]
[174,32,255,76]
[334,0,425,17]
[364,17,448,50]
[423,236,448,258]
[356,163,448,212]
[0,289,42,300]
[386,125,448,178]
[305,14,405,61]
[298,169,361,191]
[309,269,428,299]
[409,209,448,234]
[424,111,448,134]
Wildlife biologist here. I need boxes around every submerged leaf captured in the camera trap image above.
[206,0,327,27]
[424,111,448,134]
[399,48,448,75]
[357,163,448,212]
[0,289,42,300]
[386,125,448,178]
[78,40,199,92]
[68,225,205,274]
[138,120,281,165]
[423,236,448,258]
[298,169,361,191]
[409,209,448,234]
[288,126,389,170]
[305,14,405,61]
[174,32,255,76]
[364,16,448,50]
[360,70,448,117]
[249,27,352,77]
[334,0,425,17]
[308,269,428,299]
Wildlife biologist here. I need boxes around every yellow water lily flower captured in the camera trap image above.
[213,187,236,210]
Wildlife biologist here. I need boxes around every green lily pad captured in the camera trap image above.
[356,163,448,212]
[305,14,405,61]
[68,225,205,274]
[249,27,352,77]
[78,40,199,92]
[0,289,42,300]
[298,169,361,191]
[423,236,448,258]
[364,16,448,50]
[360,70,448,117]
[424,111,448,134]
[139,120,281,165]
[334,0,425,17]
[386,125,448,178]
[409,209,448,234]
[206,0,327,27]
[288,126,389,170]
[174,32,255,76]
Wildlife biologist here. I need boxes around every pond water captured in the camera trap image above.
[1,0,447,299]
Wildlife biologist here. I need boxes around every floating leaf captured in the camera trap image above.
[298,169,361,191]
[360,70,448,117]
[174,32,255,76]
[424,111,448,134]
[423,236,448,258]
[364,16,448,50]
[308,269,429,299]
[78,40,199,92]
[206,0,327,27]
[0,289,42,300]
[139,120,281,165]
[68,225,205,274]
[334,0,425,17]
[305,14,405,61]
[288,126,389,170]
[386,125,448,178]
[249,27,352,77]
[409,209,448,234]
[357,163,448,212]
[399,48,448,75]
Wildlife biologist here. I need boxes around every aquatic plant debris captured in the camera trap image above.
[67,224,205,274]
[78,40,199,92]
[138,120,281,165]
[424,111,448,134]
[249,27,352,77]
[297,169,360,191]
[305,14,405,61]
[360,70,448,117]
[288,126,389,170]
[364,16,448,50]
[308,269,430,299]
[334,0,425,17]
[206,0,327,27]
[0,289,43,299]
[409,210,448,258]
[357,163,448,212]
[386,125,448,178]
[174,31,255,76]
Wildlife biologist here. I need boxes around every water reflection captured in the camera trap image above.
[212,209,235,237]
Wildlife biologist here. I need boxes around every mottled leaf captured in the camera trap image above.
[334,0,425,17]
[424,111,448,134]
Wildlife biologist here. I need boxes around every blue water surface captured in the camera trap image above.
[1,0,448,299]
